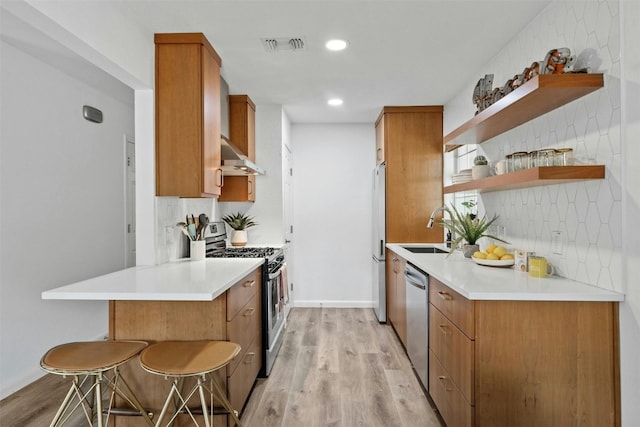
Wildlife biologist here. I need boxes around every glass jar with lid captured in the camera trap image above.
[536,149,556,167]
[554,148,574,166]
[512,151,529,171]
[505,153,514,173]
[528,150,539,168]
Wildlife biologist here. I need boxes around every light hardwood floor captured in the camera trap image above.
[0,308,443,427]
[241,308,442,427]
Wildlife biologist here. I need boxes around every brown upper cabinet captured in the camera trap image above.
[155,33,223,197]
[376,106,444,243]
[220,95,256,202]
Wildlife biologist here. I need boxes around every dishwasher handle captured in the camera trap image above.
[404,263,428,290]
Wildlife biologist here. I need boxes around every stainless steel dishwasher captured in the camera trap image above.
[405,262,429,390]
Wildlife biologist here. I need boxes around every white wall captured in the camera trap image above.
[291,123,375,307]
[0,16,134,397]
[219,104,287,245]
[620,0,640,423]
[443,0,639,422]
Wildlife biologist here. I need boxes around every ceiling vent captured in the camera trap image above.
[261,37,306,53]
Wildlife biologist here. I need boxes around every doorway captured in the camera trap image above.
[125,135,136,267]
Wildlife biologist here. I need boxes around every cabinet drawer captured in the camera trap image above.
[429,304,474,404]
[228,333,261,414]
[227,268,261,321]
[429,349,474,427]
[227,293,261,376]
[429,278,474,338]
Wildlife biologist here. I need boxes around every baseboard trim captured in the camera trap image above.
[293,300,374,308]
[0,331,108,400]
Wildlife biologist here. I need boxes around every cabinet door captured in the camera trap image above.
[386,251,407,347]
[395,255,407,347]
[220,95,256,201]
[385,251,397,327]
[202,45,222,196]
[381,106,443,243]
[155,33,222,197]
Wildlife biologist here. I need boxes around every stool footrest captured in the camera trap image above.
[181,405,231,416]
[104,407,154,417]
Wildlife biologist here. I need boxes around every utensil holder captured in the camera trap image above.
[190,240,205,261]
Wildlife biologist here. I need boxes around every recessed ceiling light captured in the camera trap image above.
[328,98,343,106]
[325,39,348,51]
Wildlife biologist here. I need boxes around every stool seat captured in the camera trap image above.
[42,340,147,374]
[40,340,152,427]
[140,340,240,377]
[139,340,243,427]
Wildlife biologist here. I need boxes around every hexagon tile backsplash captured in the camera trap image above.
[445,0,622,292]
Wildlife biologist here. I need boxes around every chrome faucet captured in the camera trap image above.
[427,206,447,228]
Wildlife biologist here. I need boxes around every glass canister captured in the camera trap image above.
[528,150,539,168]
[554,148,574,166]
[512,151,529,171]
[536,149,556,167]
[505,153,514,173]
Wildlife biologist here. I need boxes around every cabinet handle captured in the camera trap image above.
[243,308,255,317]
[216,169,224,188]
[376,147,383,160]
[244,352,255,364]
[243,280,255,288]
[438,324,451,336]
[438,376,454,392]
[248,180,253,195]
[437,291,453,301]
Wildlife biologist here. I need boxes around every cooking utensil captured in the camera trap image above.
[187,223,197,240]
[198,213,208,240]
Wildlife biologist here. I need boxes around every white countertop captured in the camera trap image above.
[42,258,264,301]
[388,243,624,302]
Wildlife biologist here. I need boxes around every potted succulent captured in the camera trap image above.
[439,201,507,257]
[472,155,490,179]
[221,212,257,247]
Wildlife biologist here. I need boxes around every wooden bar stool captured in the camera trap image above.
[139,340,243,427]
[40,340,153,427]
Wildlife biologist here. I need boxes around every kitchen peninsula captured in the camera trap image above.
[42,258,264,426]
[388,244,623,427]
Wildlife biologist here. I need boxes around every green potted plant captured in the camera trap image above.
[472,155,490,179]
[439,201,507,257]
[221,212,257,247]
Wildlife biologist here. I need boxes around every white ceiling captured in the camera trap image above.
[116,0,551,123]
[5,0,552,124]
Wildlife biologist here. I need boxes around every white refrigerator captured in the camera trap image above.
[372,163,386,322]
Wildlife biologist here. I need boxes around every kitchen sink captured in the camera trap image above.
[401,246,448,254]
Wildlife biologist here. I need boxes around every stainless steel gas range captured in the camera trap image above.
[203,221,288,377]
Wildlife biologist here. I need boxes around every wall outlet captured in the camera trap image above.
[551,230,563,255]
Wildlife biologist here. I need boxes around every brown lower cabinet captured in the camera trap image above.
[428,277,620,427]
[109,268,262,426]
[386,250,407,347]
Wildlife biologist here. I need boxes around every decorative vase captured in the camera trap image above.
[462,244,479,258]
[472,164,490,180]
[230,230,247,247]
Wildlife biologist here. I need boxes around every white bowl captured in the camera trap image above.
[471,257,515,268]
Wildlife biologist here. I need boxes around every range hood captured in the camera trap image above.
[220,135,266,176]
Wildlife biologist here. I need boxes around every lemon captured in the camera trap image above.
[493,246,507,258]
[500,253,514,260]
[485,244,497,254]
[486,253,499,260]
[473,251,487,259]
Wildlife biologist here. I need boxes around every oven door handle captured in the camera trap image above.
[268,268,283,280]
